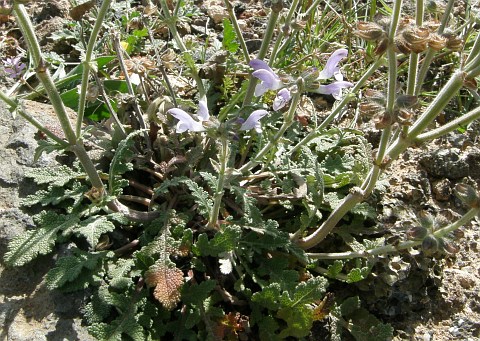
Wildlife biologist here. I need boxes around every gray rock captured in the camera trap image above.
[0,102,94,341]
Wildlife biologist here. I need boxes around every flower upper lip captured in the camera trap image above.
[250,59,283,96]
[318,48,349,80]
[239,110,269,133]
[167,100,210,133]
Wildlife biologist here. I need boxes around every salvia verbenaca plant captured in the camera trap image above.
[1,0,480,339]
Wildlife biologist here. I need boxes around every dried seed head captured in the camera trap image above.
[396,109,413,125]
[360,101,385,117]
[454,183,479,207]
[395,36,412,54]
[443,33,464,51]
[374,112,393,129]
[428,33,447,50]
[402,27,430,53]
[406,226,428,240]
[355,21,385,41]
[374,37,389,55]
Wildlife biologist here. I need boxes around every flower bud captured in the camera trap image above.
[406,226,428,240]
[418,210,435,229]
[422,234,439,255]
[454,183,479,207]
[355,21,385,41]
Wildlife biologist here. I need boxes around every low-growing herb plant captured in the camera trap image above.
[1,0,480,339]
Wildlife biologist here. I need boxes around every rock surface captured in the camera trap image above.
[0,101,93,341]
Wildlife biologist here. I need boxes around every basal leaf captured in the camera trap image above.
[74,215,116,248]
[4,211,79,266]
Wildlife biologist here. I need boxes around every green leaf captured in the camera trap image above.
[346,267,370,283]
[182,280,217,306]
[281,276,328,308]
[108,130,144,195]
[74,215,116,248]
[194,225,242,256]
[327,260,344,278]
[22,181,88,210]
[348,307,394,341]
[24,165,82,187]
[46,250,104,289]
[222,18,239,53]
[182,179,213,218]
[251,283,281,310]
[4,211,79,266]
[340,296,361,316]
[277,305,313,338]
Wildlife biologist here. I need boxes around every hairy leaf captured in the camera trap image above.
[25,165,82,187]
[46,249,105,289]
[145,262,184,310]
[222,18,239,53]
[74,215,116,248]
[4,211,79,266]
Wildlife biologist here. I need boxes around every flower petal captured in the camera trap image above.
[252,69,283,96]
[168,108,205,132]
[240,110,269,133]
[318,48,348,80]
[273,88,291,111]
[249,59,274,74]
[311,81,353,100]
[197,100,209,121]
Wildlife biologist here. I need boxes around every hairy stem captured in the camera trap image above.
[76,0,112,137]
[208,136,229,229]
[242,1,282,106]
[238,79,303,174]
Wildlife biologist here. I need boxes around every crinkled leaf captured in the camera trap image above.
[74,215,116,248]
[46,249,105,289]
[25,165,82,187]
[194,225,242,257]
[4,211,79,266]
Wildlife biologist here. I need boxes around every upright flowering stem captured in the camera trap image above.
[415,0,455,95]
[12,3,159,223]
[295,1,404,250]
[242,1,282,107]
[269,0,300,65]
[224,0,250,62]
[76,0,112,138]
[208,136,230,230]
[239,79,303,174]
[158,0,206,98]
[406,0,423,95]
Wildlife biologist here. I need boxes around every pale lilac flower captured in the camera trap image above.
[168,100,209,133]
[239,110,269,133]
[310,81,354,100]
[273,88,291,111]
[318,48,348,81]
[3,56,26,79]
[250,59,283,96]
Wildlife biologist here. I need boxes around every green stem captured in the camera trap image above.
[415,0,455,95]
[0,89,17,109]
[269,0,300,64]
[388,70,465,160]
[242,2,282,106]
[77,0,112,138]
[416,105,480,142]
[406,0,424,95]
[307,207,479,260]
[295,1,403,250]
[158,0,206,98]
[208,136,229,229]
[224,0,250,62]
[288,56,385,157]
[238,80,303,174]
